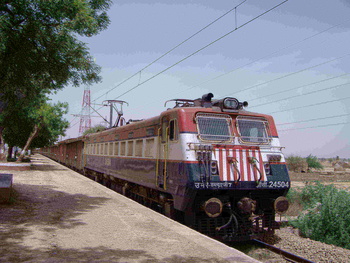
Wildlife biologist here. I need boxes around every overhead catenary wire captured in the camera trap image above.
[69,116,78,125]
[91,0,249,103]
[131,55,349,112]
[250,82,350,109]
[78,0,252,118]
[69,120,80,129]
[278,121,350,132]
[277,113,350,126]
[113,0,289,100]
[169,18,350,99]
[248,73,349,103]
[219,53,350,99]
[128,19,350,111]
[268,96,350,115]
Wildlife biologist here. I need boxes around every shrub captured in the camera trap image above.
[306,154,323,170]
[286,155,307,172]
[83,125,107,135]
[290,183,350,249]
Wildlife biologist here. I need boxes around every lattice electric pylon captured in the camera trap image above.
[79,86,92,135]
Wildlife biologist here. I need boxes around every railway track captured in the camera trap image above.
[252,239,314,263]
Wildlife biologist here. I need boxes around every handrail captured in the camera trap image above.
[249,157,262,182]
[155,127,161,187]
[164,127,169,190]
[229,158,241,184]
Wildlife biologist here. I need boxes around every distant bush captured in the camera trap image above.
[306,154,323,170]
[290,182,350,249]
[83,125,107,135]
[286,155,308,172]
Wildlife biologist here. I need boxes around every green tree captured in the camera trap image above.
[2,99,69,161]
[83,124,107,135]
[0,0,111,99]
[0,0,112,156]
[306,154,323,170]
[1,94,46,151]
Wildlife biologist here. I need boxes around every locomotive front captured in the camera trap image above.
[173,93,290,241]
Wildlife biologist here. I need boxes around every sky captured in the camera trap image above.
[50,0,350,158]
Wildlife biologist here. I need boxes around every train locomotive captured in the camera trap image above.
[40,93,290,242]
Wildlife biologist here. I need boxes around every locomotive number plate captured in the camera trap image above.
[257,181,290,189]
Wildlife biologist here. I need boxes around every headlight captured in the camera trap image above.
[213,97,248,111]
[203,198,223,218]
[223,98,239,109]
[274,196,289,214]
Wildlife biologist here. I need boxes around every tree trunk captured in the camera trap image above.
[7,146,13,160]
[17,124,41,162]
[0,127,6,161]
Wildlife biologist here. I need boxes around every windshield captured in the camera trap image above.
[237,118,270,144]
[196,113,233,142]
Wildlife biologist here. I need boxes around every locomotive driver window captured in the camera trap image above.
[196,113,232,142]
[237,118,269,143]
[161,118,177,142]
[169,119,178,141]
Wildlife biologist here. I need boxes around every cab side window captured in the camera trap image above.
[169,119,178,141]
[161,118,178,142]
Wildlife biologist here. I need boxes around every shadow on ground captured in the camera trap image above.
[0,245,232,262]
[0,184,109,228]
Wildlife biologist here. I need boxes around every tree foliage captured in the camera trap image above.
[0,0,111,103]
[1,93,45,148]
[2,98,69,151]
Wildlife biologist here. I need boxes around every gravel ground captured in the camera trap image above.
[247,227,350,263]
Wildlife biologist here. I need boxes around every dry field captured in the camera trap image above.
[288,159,350,190]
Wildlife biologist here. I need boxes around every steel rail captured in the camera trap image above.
[252,239,315,263]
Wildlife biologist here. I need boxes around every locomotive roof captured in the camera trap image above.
[84,106,276,139]
[65,94,277,144]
